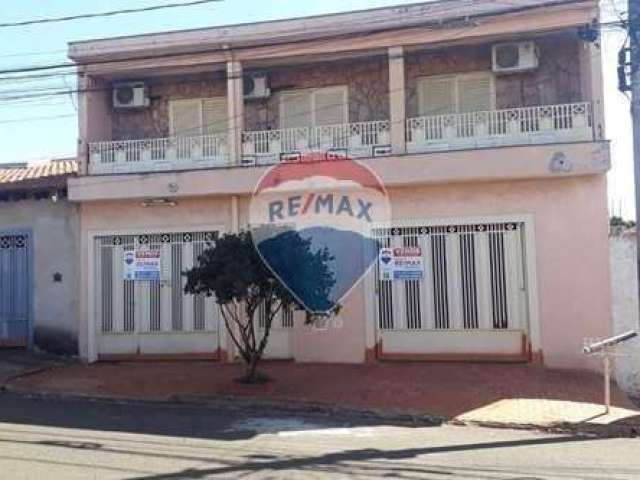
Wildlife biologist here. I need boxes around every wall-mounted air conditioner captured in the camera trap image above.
[112,81,150,109]
[492,41,538,74]
[243,74,271,100]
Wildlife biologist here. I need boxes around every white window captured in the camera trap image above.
[279,86,348,129]
[417,72,495,116]
[169,97,228,137]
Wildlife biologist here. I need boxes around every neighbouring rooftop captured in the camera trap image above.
[0,159,77,188]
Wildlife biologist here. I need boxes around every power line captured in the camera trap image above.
[2,6,618,77]
[0,0,223,29]
[0,16,618,98]
[0,113,75,125]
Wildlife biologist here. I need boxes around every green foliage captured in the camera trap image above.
[610,216,636,229]
[184,231,294,311]
[183,230,337,382]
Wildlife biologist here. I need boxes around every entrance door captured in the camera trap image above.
[0,232,30,347]
[373,221,529,358]
[95,230,222,357]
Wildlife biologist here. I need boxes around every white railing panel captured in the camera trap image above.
[406,102,593,153]
[89,103,593,175]
[89,134,230,174]
[241,120,391,164]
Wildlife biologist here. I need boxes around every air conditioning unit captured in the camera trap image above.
[492,41,538,74]
[112,81,150,109]
[243,74,271,100]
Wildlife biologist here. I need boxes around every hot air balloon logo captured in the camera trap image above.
[249,153,391,316]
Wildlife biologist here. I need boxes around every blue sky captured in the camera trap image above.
[0,0,635,218]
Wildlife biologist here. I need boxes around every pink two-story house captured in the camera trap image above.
[68,0,611,370]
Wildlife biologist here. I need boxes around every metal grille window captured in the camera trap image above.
[96,231,219,335]
[459,233,479,329]
[404,235,422,329]
[376,235,394,330]
[373,222,527,333]
[258,302,295,329]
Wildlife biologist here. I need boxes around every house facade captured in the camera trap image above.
[68,0,611,369]
[0,159,79,354]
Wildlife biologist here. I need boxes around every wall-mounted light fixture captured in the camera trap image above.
[141,198,177,207]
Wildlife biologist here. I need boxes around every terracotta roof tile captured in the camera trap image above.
[0,159,77,186]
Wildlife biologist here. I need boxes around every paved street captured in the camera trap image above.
[0,393,638,479]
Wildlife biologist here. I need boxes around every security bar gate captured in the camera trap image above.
[373,222,529,357]
[95,231,222,356]
[0,233,30,347]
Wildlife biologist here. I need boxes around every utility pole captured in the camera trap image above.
[630,0,640,321]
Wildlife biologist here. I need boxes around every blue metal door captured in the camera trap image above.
[0,232,30,346]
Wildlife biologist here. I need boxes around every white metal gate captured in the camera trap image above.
[258,303,295,359]
[95,231,222,357]
[373,222,529,357]
[0,233,30,347]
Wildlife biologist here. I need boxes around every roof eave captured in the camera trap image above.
[67,0,596,63]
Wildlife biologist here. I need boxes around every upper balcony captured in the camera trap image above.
[88,101,593,175]
[73,0,604,180]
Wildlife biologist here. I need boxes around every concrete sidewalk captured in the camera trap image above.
[0,349,67,387]
[5,360,640,435]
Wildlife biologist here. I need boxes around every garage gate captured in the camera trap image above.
[373,221,530,359]
[0,232,30,347]
[95,231,223,357]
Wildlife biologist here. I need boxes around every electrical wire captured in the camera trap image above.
[0,113,75,125]
[0,15,620,104]
[1,3,622,77]
[0,0,223,29]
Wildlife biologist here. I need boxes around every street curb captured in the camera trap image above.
[449,418,640,438]
[4,383,637,438]
[0,366,55,392]
[1,385,445,427]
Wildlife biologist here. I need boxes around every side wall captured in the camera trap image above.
[77,173,611,370]
[0,199,79,354]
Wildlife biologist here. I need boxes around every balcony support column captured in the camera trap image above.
[227,60,244,165]
[388,46,406,155]
[579,40,604,141]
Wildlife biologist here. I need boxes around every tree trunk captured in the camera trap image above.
[245,356,260,383]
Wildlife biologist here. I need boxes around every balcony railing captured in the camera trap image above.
[406,102,592,153]
[87,103,593,175]
[89,134,229,174]
[241,120,391,165]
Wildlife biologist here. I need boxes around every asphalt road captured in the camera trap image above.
[0,392,638,480]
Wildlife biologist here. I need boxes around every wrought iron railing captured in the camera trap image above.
[88,134,229,174]
[406,102,593,152]
[241,120,392,164]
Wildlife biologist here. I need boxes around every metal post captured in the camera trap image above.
[603,353,611,414]
[630,0,640,322]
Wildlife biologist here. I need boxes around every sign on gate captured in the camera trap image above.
[378,247,424,281]
[378,248,395,280]
[124,249,161,281]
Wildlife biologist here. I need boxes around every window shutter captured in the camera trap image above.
[202,98,228,135]
[280,92,312,129]
[457,75,493,113]
[313,87,347,126]
[419,77,455,116]
[170,99,201,137]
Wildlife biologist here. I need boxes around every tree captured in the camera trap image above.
[184,230,335,383]
[610,216,636,229]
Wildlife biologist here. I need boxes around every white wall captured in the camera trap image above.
[0,198,79,354]
[609,232,640,403]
